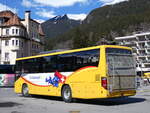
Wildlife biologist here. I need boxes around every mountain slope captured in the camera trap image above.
[84,0,150,35]
[45,0,150,50]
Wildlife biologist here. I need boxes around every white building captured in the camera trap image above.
[115,32,150,73]
[0,10,44,64]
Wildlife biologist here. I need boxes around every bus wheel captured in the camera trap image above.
[62,85,72,103]
[22,84,30,97]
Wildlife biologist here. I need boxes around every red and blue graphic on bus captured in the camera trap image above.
[45,71,66,87]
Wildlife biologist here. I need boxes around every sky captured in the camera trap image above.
[0,0,128,23]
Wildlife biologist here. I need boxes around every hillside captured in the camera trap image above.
[45,0,150,50]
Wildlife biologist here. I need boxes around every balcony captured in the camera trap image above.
[145,60,150,63]
[0,34,10,38]
[124,41,135,45]
[137,36,146,41]
[11,46,19,51]
[32,38,41,42]
[145,49,150,54]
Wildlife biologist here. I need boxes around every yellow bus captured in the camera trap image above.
[14,45,136,102]
[143,73,150,79]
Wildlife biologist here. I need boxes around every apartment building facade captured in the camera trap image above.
[0,10,44,64]
[115,32,150,73]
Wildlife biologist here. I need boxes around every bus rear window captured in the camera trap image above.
[106,48,135,76]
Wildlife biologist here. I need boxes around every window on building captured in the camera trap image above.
[5,52,9,61]
[16,40,18,46]
[22,30,25,36]
[32,32,34,38]
[12,29,15,34]
[19,29,21,35]
[5,40,9,46]
[19,40,21,47]
[22,42,24,47]
[12,40,14,46]
[0,18,3,25]
[4,61,10,64]
[6,29,9,35]
[16,29,18,34]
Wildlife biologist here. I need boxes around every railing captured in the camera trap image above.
[11,46,20,51]
[32,38,41,42]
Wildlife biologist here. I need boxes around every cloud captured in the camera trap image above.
[34,19,45,23]
[99,0,128,6]
[68,13,87,20]
[35,9,56,18]
[0,3,17,13]
[35,8,87,20]
[33,0,88,7]
[22,0,37,7]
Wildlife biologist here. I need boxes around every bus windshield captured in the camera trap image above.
[106,48,135,76]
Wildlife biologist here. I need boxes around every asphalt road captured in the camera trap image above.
[0,86,150,113]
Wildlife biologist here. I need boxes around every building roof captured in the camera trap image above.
[115,32,150,40]
[0,10,24,27]
[0,10,14,18]
[3,14,24,26]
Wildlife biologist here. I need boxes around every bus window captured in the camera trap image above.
[57,49,100,72]
[42,55,58,72]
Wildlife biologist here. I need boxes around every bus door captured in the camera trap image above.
[106,50,136,92]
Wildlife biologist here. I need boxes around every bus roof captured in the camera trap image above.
[16,45,132,61]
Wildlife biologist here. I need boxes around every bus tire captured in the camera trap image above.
[62,85,72,103]
[22,84,30,97]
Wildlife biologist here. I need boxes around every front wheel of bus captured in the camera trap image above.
[62,85,72,103]
[22,84,30,97]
